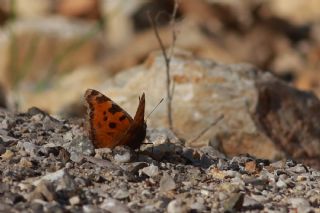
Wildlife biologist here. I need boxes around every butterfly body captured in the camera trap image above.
[85,89,146,149]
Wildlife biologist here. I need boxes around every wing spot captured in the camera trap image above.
[96,95,109,104]
[109,122,117,129]
[103,116,108,121]
[108,103,122,114]
[98,122,102,128]
[119,115,126,121]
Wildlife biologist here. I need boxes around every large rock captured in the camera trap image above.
[95,50,320,166]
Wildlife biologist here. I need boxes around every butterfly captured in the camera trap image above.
[84,89,146,149]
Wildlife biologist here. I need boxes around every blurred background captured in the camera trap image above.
[0,0,320,117]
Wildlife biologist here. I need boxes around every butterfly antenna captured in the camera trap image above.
[146,98,164,120]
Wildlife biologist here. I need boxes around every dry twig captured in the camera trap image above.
[190,115,224,144]
[148,0,179,130]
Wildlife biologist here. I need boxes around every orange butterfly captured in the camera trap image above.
[85,89,146,149]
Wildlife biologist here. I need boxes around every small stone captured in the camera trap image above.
[209,167,227,179]
[18,182,33,191]
[288,198,312,213]
[124,162,148,174]
[276,178,287,188]
[63,132,73,141]
[160,172,176,192]
[309,194,320,206]
[270,160,285,169]
[218,193,228,201]
[245,161,257,173]
[242,196,263,210]
[112,146,132,163]
[114,189,129,200]
[70,152,84,163]
[65,162,73,169]
[200,189,210,196]
[217,158,229,170]
[0,134,17,143]
[220,183,241,193]
[19,157,33,168]
[68,136,95,156]
[243,177,268,188]
[33,169,77,193]
[289,164,307,174]
[224,170,240,178]
[19,142,37,157]
[200,145,226,159]
[295,184,305,191]
[100,198,130,213]
[69,196,81,206]
[114,152,131,163]
[223,193,244,212]
[140,164,159,177]
[85,155,119,169]
[167,199,189,213]
[1,149,14,159]
[82,205,102,213]
[190,201,206,212]
[34,169,66,185]
[296,175,308,181]
[28,181,56,202]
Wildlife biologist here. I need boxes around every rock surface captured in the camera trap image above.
[0,107,319,212]
[94,51,320,167]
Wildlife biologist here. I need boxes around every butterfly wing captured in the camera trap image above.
[117,93,147,149]
[85,89,133,148]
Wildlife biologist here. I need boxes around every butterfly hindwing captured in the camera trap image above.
[117,93,146,149]
[85,89,133,148]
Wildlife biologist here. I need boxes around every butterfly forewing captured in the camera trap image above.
[85,89,133,148]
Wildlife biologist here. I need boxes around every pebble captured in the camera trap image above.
[242,196,263,210]
[167,199,189,213]
[140,164,159,177]
[19,157,33,168]
[70,152,84,163]
[223,193,244,212]
[114,152,131,163]
[160,172,176,192]
[288,198,312,213]
[276,178,287,188]
[0,109,319,213]
[114,189,130,200]
[28,181,56,202]
[100,198,130,213]
[69,195,81,206]
[34,169,67,185]
[289,164,307,174]
[1,149,14,159]
[200,189,210,196]
[124,162,148,174]
[270,160,285,169]
[218,192,228,201]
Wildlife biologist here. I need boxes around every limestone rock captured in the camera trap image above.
[95,51,320,166]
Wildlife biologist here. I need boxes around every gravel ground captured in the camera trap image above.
[0,107,319,212]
